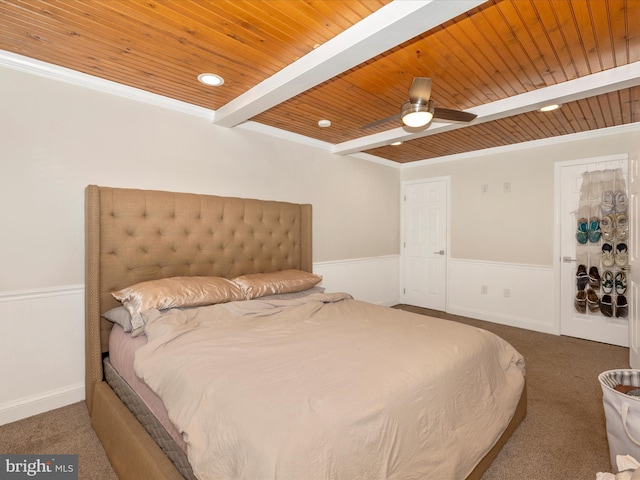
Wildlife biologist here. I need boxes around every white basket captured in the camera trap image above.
[599,370,640,472]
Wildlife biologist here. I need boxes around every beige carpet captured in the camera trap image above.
[0,401,117,479]
[0,307,630,479]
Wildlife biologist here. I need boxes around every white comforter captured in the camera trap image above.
[134,293,525,480]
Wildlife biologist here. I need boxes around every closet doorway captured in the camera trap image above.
[401,178,449,311]
[557,155,629,347]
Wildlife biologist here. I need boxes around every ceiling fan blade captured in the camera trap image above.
[408,77,432,104]
[433,108,477,123]
[360,113,401,130]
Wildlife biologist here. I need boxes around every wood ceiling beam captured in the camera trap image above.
[212,0,487,128]
[332,61,640,155]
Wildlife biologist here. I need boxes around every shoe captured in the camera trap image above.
[576,264,589,290]
[602,191,616,214]
[615,271,627,295]
[601,214,616,241]
[615,191,628,213]
[601,294,614,317]
[615,213,628,241]
[576,217,588,244]
[588,217,602,243]
[588,266,601,289]
[575,290,587,313]
[587,288,600,313]
[602,270,614,294]
[602,242,615,267]
[615,243,628,267]
[616,295,629,318]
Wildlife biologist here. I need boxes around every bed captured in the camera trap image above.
[85,185,526,480]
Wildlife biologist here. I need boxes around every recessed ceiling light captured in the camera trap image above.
[198,73,224,86]
[539,104,561,112]
[391,141,403,146]
[318,119,331,128]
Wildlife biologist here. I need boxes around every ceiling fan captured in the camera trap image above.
[360,77,477,130]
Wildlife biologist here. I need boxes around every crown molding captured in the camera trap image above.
[0,50,214,120]
[401,122,640,169]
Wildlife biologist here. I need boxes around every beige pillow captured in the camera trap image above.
[112,276,245,336]
[232,269,322,299]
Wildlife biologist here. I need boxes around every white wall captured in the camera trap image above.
[401,126,640,265]
[0,65,401,290]
[0,62,401,424]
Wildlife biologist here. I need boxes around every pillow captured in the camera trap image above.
[112,276,245,336]
[102,306,133,333]
[232,269,322,300]
[259,285,325,301]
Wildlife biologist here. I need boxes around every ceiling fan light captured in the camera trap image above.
[401,100,434,128]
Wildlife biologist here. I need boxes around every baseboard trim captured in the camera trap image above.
[378,296,402,307]
[447,306,558,335]
[0,383,84,426]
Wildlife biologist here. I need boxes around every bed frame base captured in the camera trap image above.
[466,382,527,479]
[91,382,183,480]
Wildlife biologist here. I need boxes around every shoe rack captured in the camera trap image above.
[574,169,629,319]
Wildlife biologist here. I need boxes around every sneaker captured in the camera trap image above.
[615,191,628,213]
[615,271,627,295]
[576,217,588,244]
[602,270,614,294]
[616,295,629,318]
[588,266,601,289]
[601,191,615,214]
[615,213,628,241]
[602,242,615,267]
[576,264,589,290]
[615,243,628,267]
[587,288,600,313]
[588,217,602,243]
[575,290,587,313]
[601,294,614,317]
[601,214,616,241]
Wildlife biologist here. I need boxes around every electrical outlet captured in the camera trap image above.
[481,184,489,195]
[504,288,511,298]
[503,182,511,193]
[481,285,488,295]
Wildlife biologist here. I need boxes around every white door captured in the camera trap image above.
[629,156,639,367]
[559,156,629,346]
[401,178,448,311]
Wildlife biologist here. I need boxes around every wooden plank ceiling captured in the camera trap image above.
[1,0,639,164]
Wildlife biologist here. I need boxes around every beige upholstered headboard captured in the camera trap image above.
[85,185,312,410]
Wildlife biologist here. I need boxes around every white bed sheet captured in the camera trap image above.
[134,292,525,480]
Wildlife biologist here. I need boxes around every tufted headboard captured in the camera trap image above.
[84,185,312,411]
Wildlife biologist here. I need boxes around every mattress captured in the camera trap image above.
[107,325,195,479]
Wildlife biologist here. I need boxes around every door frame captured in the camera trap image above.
[400,176,451,310]
[553,154,629,339]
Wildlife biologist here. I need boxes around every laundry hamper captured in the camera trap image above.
[599,370,640,471]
